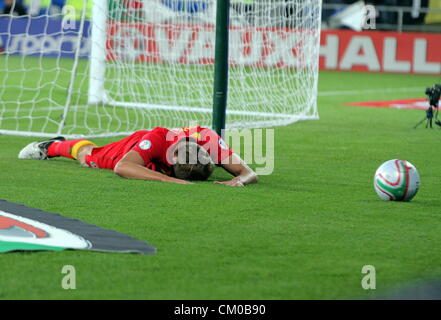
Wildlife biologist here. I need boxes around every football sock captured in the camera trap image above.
[47,140,96,160]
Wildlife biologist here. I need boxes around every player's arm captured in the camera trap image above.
[114,150,192,184]
[215,152,258,187]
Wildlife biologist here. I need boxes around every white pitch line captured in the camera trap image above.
[318,87,423,97]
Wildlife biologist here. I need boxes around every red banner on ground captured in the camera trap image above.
[345,98,441,110]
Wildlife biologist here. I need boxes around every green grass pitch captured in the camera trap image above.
[0,69,441,299]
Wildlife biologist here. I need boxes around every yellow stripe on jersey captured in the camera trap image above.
[190,132,201,140]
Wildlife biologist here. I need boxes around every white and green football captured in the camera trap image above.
[374,159,420,201]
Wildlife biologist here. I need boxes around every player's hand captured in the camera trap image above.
[213,178,244,187]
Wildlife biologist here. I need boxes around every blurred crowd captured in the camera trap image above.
[1,0,440,28]
[323,0,441,27]
[0,0,87,16]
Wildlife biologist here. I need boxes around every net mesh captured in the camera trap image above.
[0,0,321,137]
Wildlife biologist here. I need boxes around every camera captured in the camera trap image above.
[414,84,441,129]
[425,84,441,108]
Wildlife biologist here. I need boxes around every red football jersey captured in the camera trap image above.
[85,126,233,174]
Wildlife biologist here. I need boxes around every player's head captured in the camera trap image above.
[171,139,214,180]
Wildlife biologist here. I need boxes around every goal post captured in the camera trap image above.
[212,0,230,136]
[88,0,108,105]
[0,0,322,138]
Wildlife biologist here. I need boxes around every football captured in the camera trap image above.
[374,159,420,201]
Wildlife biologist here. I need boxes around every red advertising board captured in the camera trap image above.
[105,22,441,75]
[320,30,441,75]
[106,22,317,69]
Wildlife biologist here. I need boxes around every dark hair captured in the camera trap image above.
[172,141,215,180]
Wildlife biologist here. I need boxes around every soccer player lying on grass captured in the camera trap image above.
[18,126,258,187]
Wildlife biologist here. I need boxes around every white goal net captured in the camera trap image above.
[0,0,321,138]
